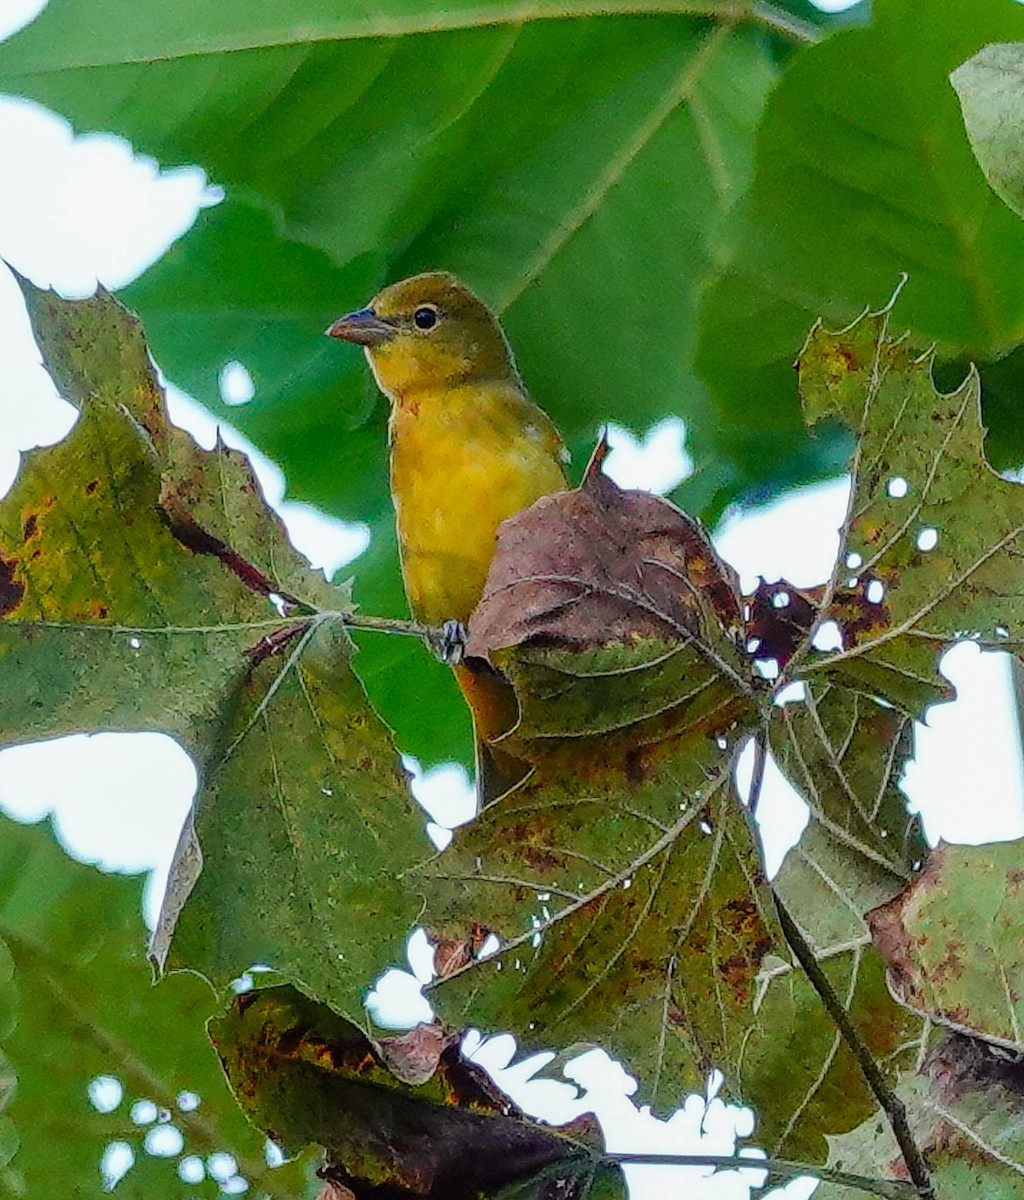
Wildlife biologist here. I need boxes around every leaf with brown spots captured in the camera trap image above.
[0,274,424,1022]
[411,712,799,1141]
[467,446,751,765]
[745,578,822,669]
[866,840,1024,1052]
[828,1032,1024,1198]
[211,985,624,1200]
[416,450,828,1138]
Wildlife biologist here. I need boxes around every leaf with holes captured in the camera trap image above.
[786,294,1024,717]
[0,814,307,1198]
[422,463,787,1123]
[416,728,788,1135]
[0,276,424,1015]
[211,984,623,1200]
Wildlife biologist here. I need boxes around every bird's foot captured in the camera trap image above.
[428,618,467,666]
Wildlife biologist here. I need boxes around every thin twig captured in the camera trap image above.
[607,1152,917,1198]
[773,899,936,1199]
[336,612,435,639]
[744,738,935,1197]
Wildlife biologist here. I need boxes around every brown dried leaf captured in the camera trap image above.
[468,444,743,663]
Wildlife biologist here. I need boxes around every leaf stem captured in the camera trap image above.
[606,1152,917,1198]
[746,1,823,44]
[745,728,768,816]
[743,739,934,1195]
[773,898,936,1199]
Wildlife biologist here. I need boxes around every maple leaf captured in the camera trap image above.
[0,274,425,1016]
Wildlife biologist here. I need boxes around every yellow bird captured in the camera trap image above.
[327,272,569,803]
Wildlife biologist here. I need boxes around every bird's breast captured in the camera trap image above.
[389,385,566,625]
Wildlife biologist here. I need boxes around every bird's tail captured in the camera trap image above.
[454,662,531,809]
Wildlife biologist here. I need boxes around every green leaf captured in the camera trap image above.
[867,839,1024,1051]
[952,42,1024,222]
[0,814,307,1198]
[770,683,925,896]
[789,296,1024,718]
[696,0,1024,495]
[765,821,926,1162]
[0,1,778,756]
[0,277,425,1017]
[419,741,778,1116]
[211,984,625,1200]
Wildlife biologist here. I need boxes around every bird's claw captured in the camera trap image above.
[428,619,467,666]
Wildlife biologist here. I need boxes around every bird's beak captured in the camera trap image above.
[325,306,396,346]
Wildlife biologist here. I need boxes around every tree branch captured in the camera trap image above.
[773,898,936,1199]
[333,611,435,639]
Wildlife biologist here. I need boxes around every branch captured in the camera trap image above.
[773,899,936,1199]
[334,612,435,639]
[742,737,934,1197]
[607,1152,918,1199]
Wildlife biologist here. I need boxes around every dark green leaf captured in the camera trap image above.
[696,0,1024,498]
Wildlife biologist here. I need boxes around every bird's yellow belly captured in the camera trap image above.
[390,393,565,626]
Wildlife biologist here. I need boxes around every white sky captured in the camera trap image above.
[0,1,1017,1195]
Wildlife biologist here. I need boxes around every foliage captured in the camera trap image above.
[4,1,1024,1198]
[211,985,625,1200]
[0,814,308,1198]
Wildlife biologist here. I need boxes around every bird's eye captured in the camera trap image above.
[413,305,438,330]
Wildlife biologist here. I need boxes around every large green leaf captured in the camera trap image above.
[696,0,1024,493]
[0,276,426,1016]
[0,814,307,1198]
[0,0,779,761]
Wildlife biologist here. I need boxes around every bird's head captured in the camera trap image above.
[326,272,518,401]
